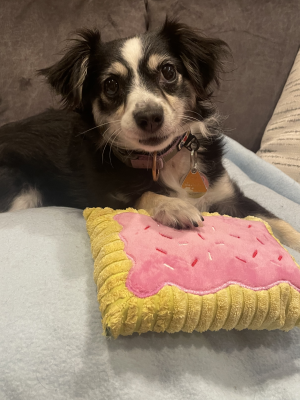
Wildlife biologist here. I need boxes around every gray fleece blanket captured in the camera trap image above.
[1,137,300,400]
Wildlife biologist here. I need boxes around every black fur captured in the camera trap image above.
[159,19,230,100]
[0,109,166,211]
[39,29,101,111]
[208,181,276,219]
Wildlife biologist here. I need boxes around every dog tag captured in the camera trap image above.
[182,170,208,198]
[181,141,209,198]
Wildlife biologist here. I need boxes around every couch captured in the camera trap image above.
[1,1,300,399]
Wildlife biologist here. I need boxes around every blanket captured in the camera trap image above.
[224,136,300,205]
[0,137,300,400]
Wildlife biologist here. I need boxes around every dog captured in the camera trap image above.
[0,19,299,252]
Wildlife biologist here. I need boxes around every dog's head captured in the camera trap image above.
[40,19,229,153]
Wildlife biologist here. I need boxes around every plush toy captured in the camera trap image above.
[83,207,300,339]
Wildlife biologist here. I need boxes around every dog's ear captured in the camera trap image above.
[38,29,101,110]
[160,19,230,100]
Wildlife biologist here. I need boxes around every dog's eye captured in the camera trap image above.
[104,78,119,97]
[161,64,176,81]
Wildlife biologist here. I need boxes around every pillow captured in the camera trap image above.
[84,207,300,339]
[257,49,300,183]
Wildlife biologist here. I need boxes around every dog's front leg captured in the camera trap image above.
[135,191,203,229]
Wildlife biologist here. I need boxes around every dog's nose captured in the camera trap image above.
[134,106,164,133]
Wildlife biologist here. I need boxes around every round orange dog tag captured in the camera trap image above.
[182,171,208,198]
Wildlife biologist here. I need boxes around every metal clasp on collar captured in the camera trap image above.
[190,142,199,174]
[178,132,200,152]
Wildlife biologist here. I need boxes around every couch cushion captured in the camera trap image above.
[257,50,300,183]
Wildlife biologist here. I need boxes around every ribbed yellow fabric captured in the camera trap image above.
[83,207,300,339]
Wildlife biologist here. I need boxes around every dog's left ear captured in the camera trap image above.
[38,29,101,110]
[160,19,230,100]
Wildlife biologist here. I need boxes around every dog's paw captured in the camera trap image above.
[152,197,203,229]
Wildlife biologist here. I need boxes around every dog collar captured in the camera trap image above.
[113,131,199,181]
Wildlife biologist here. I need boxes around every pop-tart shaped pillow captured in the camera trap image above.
[83,207,300,339]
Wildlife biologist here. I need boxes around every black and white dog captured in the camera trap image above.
[0,19,299,251]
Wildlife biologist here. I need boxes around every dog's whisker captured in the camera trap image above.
[181,117,200,123]
[101,127,115,163]
[178,122,191,136]
[109,128,122,148]
[108,129,123,166]
[185,109,205,118]
[77,119,122,137]
[101,127,122,161]
[178,114,201,123]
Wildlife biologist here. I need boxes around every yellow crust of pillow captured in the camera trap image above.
[83,207,300,339]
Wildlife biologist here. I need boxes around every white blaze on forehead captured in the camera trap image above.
[121,37,143,79]
[119,35,184,150]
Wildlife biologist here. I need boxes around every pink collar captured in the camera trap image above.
[113,132,191,170]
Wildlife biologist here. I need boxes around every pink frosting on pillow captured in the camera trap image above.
[114,213,300,298]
